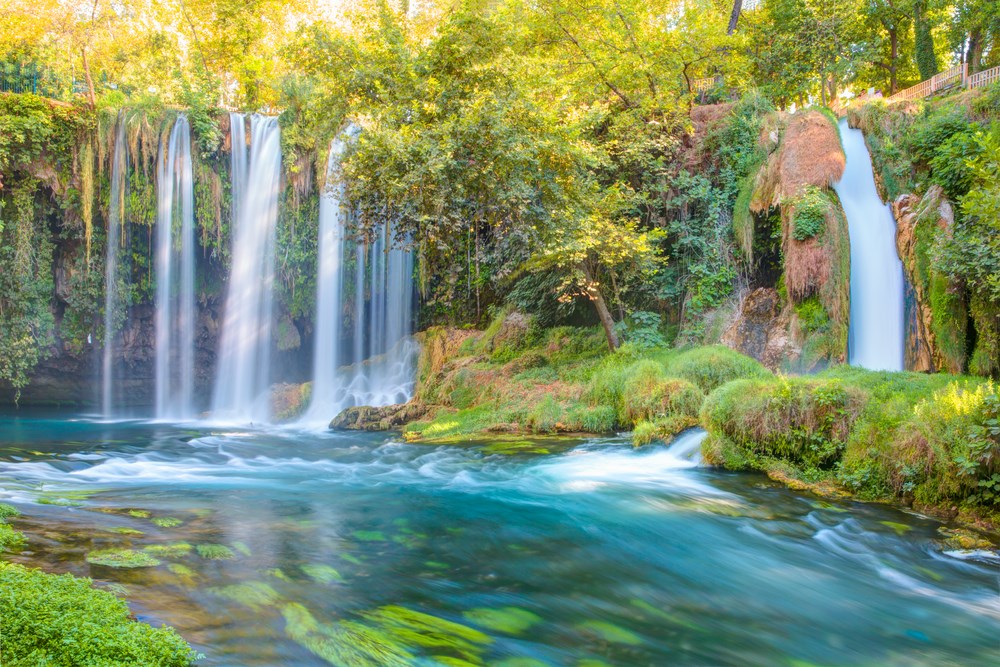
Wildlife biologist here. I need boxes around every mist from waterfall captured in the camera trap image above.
[154,116,197,420]
[101,116,128,419]
[302,138,416,425]
[834,117,905,371]
[211,115,281,423]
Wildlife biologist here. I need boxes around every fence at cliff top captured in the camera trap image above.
[886,63,1000,103]
[1,60,122,101]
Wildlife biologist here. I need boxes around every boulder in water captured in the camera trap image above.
[330,402,429,431]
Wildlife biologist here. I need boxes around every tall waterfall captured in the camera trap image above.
[101,116,128,419]
[212,115,281,423]
[302,139,416,424]
[834,117,904,371]
[154,116,197,419]
[229,113,248,229]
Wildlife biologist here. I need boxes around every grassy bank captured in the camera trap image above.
[402,314,999,532]
[0,503,200,666]
[404,319,769,446]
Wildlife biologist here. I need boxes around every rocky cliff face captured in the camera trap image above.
[0,301,223,407]
[892,186,966,373]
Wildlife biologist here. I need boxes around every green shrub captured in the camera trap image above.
[525,395,563,433]
[564,404,617,433]
[622,376,703,426]
[662,345,770,393]
[790,186,829,241]
[0,522,26,551]
[631,415,700,446]
[0,562,199,666]
[701,377,866,469]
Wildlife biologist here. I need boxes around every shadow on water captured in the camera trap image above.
[1,415,998,666]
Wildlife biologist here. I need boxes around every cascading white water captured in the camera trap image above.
[302,139,347,422]
[154,116,197,420]
[833,117,905,371]
[302,137,416,424]
[101,116,128,419]
[229,113,248,230]
[340,223,416,408]
[212,115,281,423]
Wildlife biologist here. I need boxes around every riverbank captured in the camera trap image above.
[345,316,999,537]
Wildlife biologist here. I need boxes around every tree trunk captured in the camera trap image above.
[727,0,743,35]
[582,264,619,351]
[81,49,97,109]
[889,30,899,94]
[969,28,983,74]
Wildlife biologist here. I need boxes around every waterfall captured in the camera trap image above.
[833,118,904,371]
[229,113,248,230]
[154,116,197,420]
[302,137,416,424]
[101,116,128,419]
[212,115,281,423]
[302,139,347,422]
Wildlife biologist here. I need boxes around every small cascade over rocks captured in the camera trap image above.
[303,136,417,425]
[154,116,197,420]
[833,118,904,371]
[662,428,707,467]
[101,115,128,419]
[212,115,282,423]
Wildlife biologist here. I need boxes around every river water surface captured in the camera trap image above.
[0,414,997,666]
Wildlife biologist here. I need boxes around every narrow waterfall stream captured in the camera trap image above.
[212,115,282,423]
[302,137,417,425]
[154,116,196,420]
[100,116,128,419]
[302,139,347,422]
[833,117,905,371]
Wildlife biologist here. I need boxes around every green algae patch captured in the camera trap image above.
[352,530,386,542]
[196,543,236,560]
[86,548,161,568]
[110,526,145,536]
[575,620,643,646]
[144,542,194,558]
[283,602,414,667]
[209,581,281,611]
[233,540,252,556]
[463,607,541,635]
[152,516,184,528]
[127,509,152,518]
[0,503,20,519]
[38,496,83,507]
[167,563,196,578]
[879,521,913,536]
[0,562,199,665]
[302,563,344,584]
